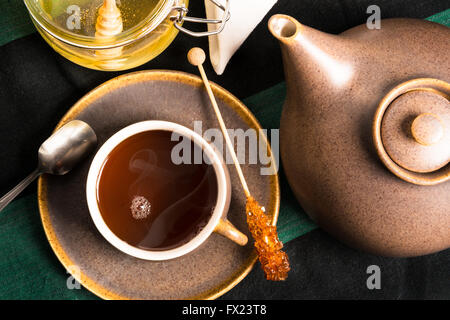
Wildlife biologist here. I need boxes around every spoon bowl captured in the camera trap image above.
[38,120,97,175]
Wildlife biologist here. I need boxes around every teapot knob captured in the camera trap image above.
[411,113,444,146]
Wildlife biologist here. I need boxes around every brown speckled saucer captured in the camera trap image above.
[37,70,279,300]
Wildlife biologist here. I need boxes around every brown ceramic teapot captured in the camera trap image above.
[268,15,450,257]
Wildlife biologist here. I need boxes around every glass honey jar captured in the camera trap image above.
[23,0,229,71]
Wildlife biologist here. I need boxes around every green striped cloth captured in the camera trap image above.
[0,8,448,299]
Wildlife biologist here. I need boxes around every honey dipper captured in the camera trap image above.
[95,0,123,66]
[96,0,123,37]
[187,47,290,281]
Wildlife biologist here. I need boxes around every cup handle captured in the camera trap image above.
[214,219,248,246]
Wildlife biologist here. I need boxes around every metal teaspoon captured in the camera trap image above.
[0,120,97,212]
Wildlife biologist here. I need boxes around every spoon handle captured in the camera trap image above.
[0,169,41,212]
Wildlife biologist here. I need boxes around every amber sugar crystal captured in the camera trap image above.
[246,196,290,281]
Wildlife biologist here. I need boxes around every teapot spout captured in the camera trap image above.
[268,14,355,90]
[268,14,300,43]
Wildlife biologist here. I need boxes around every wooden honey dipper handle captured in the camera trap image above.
[188,47,251,198]
[96,0,123,37]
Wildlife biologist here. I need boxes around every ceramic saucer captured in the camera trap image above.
[37,70,280,299]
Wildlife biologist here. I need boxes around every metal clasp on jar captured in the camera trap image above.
[171,0,230,37]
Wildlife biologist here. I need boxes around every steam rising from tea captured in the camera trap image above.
[97,130,218,251]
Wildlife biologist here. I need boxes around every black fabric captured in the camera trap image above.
[222,230,450,299]
[0,0,449,299]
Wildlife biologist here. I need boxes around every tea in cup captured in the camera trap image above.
[86,121,247,260]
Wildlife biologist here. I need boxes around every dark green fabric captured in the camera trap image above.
[0,10,448,299]
[244,82,317,243]
[0,1,36,47]
[426,8,450,25]
[0,193,97,299]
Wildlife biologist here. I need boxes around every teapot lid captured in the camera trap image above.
[373,78,450,186]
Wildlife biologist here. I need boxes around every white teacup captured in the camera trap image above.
[86,120,248,261]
